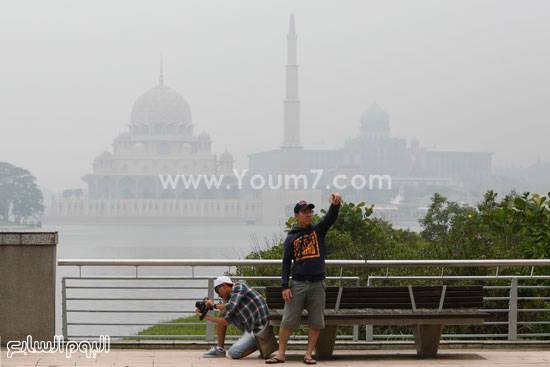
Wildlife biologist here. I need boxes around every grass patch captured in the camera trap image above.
[128,314,242,340]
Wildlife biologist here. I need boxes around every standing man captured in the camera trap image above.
[266,193,342,365]
[200,276,269,359]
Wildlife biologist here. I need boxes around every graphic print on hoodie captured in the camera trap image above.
[293,231,320,260]
[281,203,340,290]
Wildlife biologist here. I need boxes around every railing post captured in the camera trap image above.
[206,278,215,342]
[508,277,518,341]
[366,277,374,341]
[353,278,359,341]
[61,278,68,340]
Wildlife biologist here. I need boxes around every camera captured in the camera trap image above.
[195,297,214,320]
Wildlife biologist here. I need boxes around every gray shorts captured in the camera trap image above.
[280,279,326,330]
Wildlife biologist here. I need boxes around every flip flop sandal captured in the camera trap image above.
[303,357,317,365]
[266,357,285,364]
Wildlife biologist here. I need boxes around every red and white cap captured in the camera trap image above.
[214,276,234,289]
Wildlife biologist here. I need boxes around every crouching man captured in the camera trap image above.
[198,276,270,359]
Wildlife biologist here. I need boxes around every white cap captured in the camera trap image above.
[214,276,233,289]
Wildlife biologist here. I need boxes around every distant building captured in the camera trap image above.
[342,102,492,182]
[46,14,493,226]
[249,17,492,212]
[47,69,261,224]
[83,74,234,199]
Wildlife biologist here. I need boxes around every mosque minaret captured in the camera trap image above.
[280,13,304,175]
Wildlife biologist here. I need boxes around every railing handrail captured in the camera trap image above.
[58,259,550,342]
[57,258,550,267]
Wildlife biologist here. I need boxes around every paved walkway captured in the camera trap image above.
[1,349,549,367]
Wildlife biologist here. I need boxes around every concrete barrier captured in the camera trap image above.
[0,232,58,346]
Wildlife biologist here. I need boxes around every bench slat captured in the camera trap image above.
[267,302,482,309]
[334,297,482,305]
[340,285,483,291]
[268,308,487,320]
[266,292,481,299]
[266,285,484,311]
[267,286,483,294]
[267,298,482,306]
[339,291,483,297]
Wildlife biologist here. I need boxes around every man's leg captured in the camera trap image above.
[239,344,258,358]
[228,331,257,359]
[225,317,258,359]
[304,280,326,362]
[305,327,320,360]
[217,323,227,348]
[273,326,292,360]
[268,281,307,362]
[202,323,228,357]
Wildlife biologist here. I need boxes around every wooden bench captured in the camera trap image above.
[266,285,487,358]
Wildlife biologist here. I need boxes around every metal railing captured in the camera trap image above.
[58,259,550,342]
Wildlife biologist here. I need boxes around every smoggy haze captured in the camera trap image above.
[1,0,549,191]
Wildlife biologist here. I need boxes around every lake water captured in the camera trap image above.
[34,223,281,339]
[9,220,419,339]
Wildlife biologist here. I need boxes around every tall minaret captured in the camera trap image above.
[159,54,164,85]
[281,13,303,174]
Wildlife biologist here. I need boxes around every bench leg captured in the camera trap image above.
[412,324,442,358]
[314,325,338,359]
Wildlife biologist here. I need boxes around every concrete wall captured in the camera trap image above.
[0,232,57,346]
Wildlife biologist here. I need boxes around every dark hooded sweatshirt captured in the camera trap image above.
[281,203,340,290]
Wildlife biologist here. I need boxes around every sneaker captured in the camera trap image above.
[203,347,226,358]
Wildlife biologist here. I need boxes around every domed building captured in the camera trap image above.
[342,101,409,175]
[360,102,390,139]
[130,82,192,126]
[82,74,229,199]
[48,71,260,224]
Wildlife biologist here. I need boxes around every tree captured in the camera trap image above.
[232,192,550,339]
[0,162,44,224]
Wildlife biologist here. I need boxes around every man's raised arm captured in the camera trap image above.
[315,193,342,236]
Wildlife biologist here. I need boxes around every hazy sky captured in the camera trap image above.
[1,0,549,192]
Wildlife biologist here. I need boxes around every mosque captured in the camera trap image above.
[46,14,492,225]
[249,15,492,222]
[47,66,261,223]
